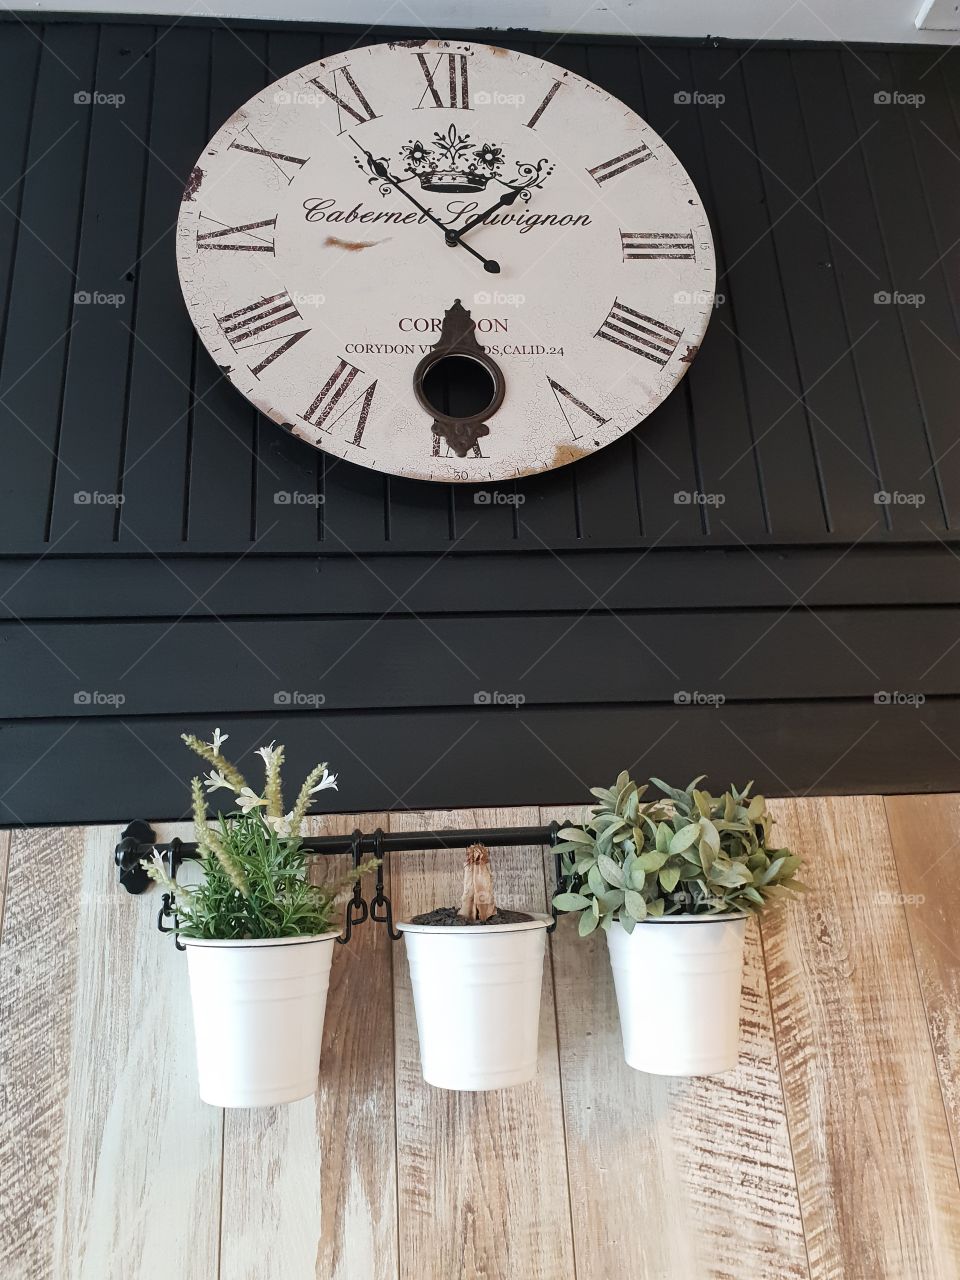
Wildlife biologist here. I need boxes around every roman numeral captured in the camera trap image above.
[587,143,653,184]
[414,52,471,109]
[216,292,309,378]
[228,128,308,185]
[301,359,377,447]
[596,301,683,366]
[621,230,695,261]
[307,66,379,133]
[547,378,610,441]
[196,216,276,253]
[525,80,562,129]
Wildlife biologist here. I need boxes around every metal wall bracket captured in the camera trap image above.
[115,820,157,894]
[116,818,573,945]
[368,828,402,940]
[337,829,369,946]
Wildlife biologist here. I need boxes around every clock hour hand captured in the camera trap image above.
[350,137,501,274]
[448,187,521,243]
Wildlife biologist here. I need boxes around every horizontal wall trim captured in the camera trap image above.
[3,546,960,618]
[2,610,957,719]
[2,701,957,826]
[4,530,960,557]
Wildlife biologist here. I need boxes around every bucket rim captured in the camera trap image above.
[182,930,341,949]
[398,911,552,936]
[612,910,749,927]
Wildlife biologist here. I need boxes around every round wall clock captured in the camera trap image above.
[177,40,715,483]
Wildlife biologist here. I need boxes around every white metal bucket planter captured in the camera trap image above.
[398,913,552,1090]
[606,913,748,1076]
[184,932,339,1107]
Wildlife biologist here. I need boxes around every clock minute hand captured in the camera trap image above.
[351,138,501,274]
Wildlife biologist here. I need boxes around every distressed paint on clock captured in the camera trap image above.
[176,40,715,484]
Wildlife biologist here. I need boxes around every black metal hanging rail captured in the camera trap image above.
[115,818,573,949]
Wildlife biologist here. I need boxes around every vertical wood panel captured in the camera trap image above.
[0,829,9,939]
[51,823,222,1280]
[117,28,211,547]
[219,812,399,1280]
[843,52,960,529]
[0,24,98,551]
[884,794,960,1173]
[895,54,960,340]
[0,25,42,376]
[0,822,222,1280]
[691,47,827,539]
[792,50,942,534]
[764,796,960,1279]
[48,24,154,545]
[743,50,882,538]
[390,807,575,1280]
[0,826,86,1280]
[541,802,808,1280]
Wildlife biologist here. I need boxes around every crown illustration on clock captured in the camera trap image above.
[358,124,554,199]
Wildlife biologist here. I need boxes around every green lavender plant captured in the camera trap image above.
[552,772,805,936]
[142,730,377,940]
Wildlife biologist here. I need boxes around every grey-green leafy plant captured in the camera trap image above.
[142,729,377,940]
[552,772,805,937]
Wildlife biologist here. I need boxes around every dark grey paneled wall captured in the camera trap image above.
[1,17,958,822]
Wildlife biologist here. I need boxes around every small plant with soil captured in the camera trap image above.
[553,770,808,1076]
[398,842,552,1090]
[410,843,533,926]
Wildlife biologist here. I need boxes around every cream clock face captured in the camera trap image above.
[177,40,715,484]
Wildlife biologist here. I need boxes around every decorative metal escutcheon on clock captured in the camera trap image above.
[176,40,715,483]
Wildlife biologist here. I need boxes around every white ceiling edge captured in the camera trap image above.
[917,0,960,31]
[15,0,960,45]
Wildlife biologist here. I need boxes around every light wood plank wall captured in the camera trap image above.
[2,796,960,1280]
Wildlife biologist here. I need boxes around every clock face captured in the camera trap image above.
[176,40,715,484]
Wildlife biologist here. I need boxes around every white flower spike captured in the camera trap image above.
[211,727,228,754]
[203,768,233,794]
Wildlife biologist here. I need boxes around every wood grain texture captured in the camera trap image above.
[0,826,86,1280]
[764,797,960,1279]
[50,824,221,1280]
[0,829,9,942]
[52,823,222,1280]
[390,807,576,1280]
[541,803,807,1280]
[884,794,960,1176]
[219,812,399,1280]
[5,799,960,1280]
[0,822,222,1280]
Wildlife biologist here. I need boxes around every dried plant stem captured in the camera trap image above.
[459,843,497,922]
